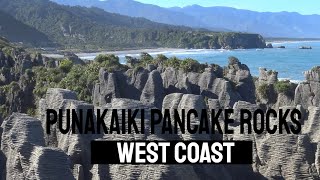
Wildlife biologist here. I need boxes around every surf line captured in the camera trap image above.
[46,108,302,135]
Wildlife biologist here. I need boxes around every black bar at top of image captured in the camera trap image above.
[91,140,252,164]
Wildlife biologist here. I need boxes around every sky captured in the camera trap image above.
[134,0,320,15]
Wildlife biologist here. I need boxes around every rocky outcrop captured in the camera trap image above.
[2,52,320,179]
[258,68,278,85]
[177,94,210,141]
[0,150,5,179]
[63,52,85,65]
[3,78,320,179]
[299,46,312,50]
[224,57,256,103]
[215,34,266,49]
[295,67,320,109]
[140,70,165,108]
[97,70,120,105]
[161,67,192,94]
[93,60,251,108]
[266,43,273,48]
[295,81,320,109]
[256,134,318,179]
[0,50,43,122]
[256,68,294,109]
[228,104,319,179]
[1,113,74,179]
[94,68,149,106]
[26,147,75,180]
[38,88,101,180]
[274,93,295,110]
[126,68,149,94]
[93,58,319,114]
[302,106,320,142]
[305,67,320,82]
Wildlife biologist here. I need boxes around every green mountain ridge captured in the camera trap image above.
[52,0,320,38]
[0,11,53,47]
[0,0,266,50]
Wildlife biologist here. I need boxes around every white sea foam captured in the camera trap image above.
[278,78,303,84]
[271,40,320,45]
[78,55,96,60]
[290,79,304,84]
[42,54,64,58]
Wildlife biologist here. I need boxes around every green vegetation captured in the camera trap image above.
[0,37,25,57]
[0,11,51,47]
[0,37,12,49]
[33,52,211,102]
[127,52,156,69]
[0,0,265,50]
[0,105,8,118]
[1,38,14,56]
[155,54,168,65]
[59,59,73,73]
[9,81,20,92]
[164,57,183,70]
[258,83,269,99]
[180,58,207,73]
[94,54,125,72]
[33,67,65,98]
[0,81,20,93]
[258,80,296,99]
[126,53,208,73]
[274,80,295,97]
[27,108,36,116]
[59,65,96,102]
[33,54,127,102]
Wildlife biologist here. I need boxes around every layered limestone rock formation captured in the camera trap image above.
[0,113,74,179]
[224,57,256,103]
[38,88,101,179]
[0,50,44,123]
[295,67,320,109]
[93,58,251,109]
[2,58,320,179]
[258,68,278,85]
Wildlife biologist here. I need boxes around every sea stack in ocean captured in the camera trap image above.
[266,43,273,48]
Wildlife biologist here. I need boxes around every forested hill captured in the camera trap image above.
[0,11,53,47]
[0,0,266,50]
[52,0,320,38]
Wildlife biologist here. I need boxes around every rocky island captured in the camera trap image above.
[299,46,312,49]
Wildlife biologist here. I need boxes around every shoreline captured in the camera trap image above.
[76,48,185,56]
[43,48,186,59]
[43,40,320,59]
[42,41,318,83]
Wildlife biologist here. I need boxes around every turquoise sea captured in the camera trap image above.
[156,41,320,82]
[78,41,320,82]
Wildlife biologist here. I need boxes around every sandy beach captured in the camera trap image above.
[43,48,186,59]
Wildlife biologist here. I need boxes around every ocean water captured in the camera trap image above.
[79,41,320,82]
